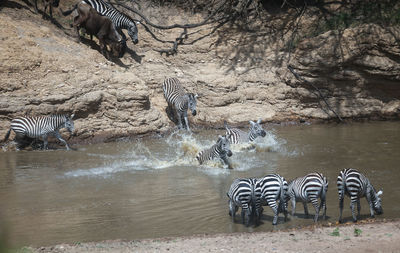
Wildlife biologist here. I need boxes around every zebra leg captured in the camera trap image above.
[43,135,49,150]
[339,195,344,223]
[366,193,375,218]
[55,131,70,150]
[221,156,233,169]
[311,198,320,222]
[272,204,279,225]
[303,201,309,216]
[350,196,358,222]
[291,198,296,216]
[176,111,183,129]
[183,116,190,132]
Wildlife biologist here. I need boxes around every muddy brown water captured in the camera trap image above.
[1,121,400,247]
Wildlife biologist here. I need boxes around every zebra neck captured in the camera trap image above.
[248,131,257,142]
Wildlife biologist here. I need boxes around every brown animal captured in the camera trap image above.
[62,2,123,59]
[34,0,60,19]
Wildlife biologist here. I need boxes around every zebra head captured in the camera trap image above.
[217,135,232,157]
[187,93,198,116]
[249,118,266,139]
[372,189,383,215]
[64,114,75,134]
[128,23,139,44]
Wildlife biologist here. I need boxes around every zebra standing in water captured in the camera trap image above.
[3,114,75,150]
[224,119,266,144]
[82,0,139,47]
[256,173,288,225]
[162,77,198,131]
[227,177,260,226]
[337,168,383,223]
[287,172,328,222]
[196,135,233,169]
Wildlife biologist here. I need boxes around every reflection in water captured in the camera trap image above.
[0,122,400,247]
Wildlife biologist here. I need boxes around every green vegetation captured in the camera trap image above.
[354,228,362,237]
[329,227,340,236]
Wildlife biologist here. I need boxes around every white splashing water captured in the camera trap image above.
[64,129,288,178]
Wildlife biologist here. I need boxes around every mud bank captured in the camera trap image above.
[24,219,400,253]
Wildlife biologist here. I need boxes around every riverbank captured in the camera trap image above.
[23,219,400,253]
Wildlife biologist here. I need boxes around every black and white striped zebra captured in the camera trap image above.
[337,168,383,223]
[256,173,288,225]
[3,114,75,150]
[83,0,139,45]
[224,119,266,144]
[287,172,328,222]
[227,177,259,226]
[162,77,198,131]
[196,135,233,169]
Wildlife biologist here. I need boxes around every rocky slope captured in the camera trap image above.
[1,0,399,146]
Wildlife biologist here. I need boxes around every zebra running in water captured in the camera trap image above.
[287,172,328,222]
[3,114,75,150]
[256,173,288,225]
[82,0,139,45]
[337,168,383,223]
[227,177,259,226]
[196,135,233,169]
[224,119,266,144]
[162,77,198,131]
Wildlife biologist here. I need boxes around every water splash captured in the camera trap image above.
[64,129,290,177]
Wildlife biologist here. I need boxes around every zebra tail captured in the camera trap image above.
[224,121,228,129]
[61,4,77,16]
[3,128,11,142]
[322,177,328,199]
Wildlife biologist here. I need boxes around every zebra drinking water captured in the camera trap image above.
[82,0,139,47]
[256,173,288,225]
[3,114,75,150]
[337,168,383,223]
[196,135,233,169]
[287,172,328,222]
[227,177,260,226]
[224,119,266,144]
[162,77,198,131]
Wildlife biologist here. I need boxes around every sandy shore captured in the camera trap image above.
[28,219,400,253]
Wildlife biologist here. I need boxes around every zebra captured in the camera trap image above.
[162,77,198,131]
[3,114,75,150]
[227,177,260,226]
[337,168,383,223]
[196,135,233,169]
[224,119,266,144]
[256,173,288,225]
[82,0,139,47]
[287,172,328,222]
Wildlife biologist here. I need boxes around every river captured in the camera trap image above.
[0,121,399,247]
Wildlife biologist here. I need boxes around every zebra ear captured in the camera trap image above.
[257,118,262,124]
[377,190,383,196]
[249,120,255,126]
[194,94,198,99]
[70,113,75,119]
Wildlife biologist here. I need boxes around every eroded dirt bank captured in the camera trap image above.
[27,220,400,253]
[1,0,400,145]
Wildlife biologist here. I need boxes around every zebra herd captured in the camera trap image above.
[227,169,383,226]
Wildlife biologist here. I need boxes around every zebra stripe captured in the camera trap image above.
[3,114,75,150]
[337,168,383,223]
[224,119,266,144]
[256,173,288,225]
[162,77,197,131]
[227,178,259,226]
[83,0,139,44]
[287,172,328,222]
[196,135,233,169]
